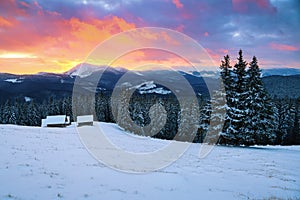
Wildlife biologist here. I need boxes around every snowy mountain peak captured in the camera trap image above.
[64,63,128,78]
[64,63,106,78]
[128,81,172,95]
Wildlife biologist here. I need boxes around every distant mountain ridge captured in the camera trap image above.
[262,74,300,98]
[0,65,299,103]
[261,68,300,77]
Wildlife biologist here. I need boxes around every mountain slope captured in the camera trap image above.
[0,67,300,103]
[262,75,300,98]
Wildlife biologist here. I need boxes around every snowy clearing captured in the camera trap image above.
[0,122,299,200]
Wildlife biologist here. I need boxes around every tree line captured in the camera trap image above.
[0,50,299,145]
[203,50,300,145]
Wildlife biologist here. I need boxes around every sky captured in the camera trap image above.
[0,0,299,74]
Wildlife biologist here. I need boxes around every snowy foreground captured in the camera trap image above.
[0,123,299,200]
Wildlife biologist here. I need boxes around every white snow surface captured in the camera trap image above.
[0,122,299,200]
[66,64,106,78]
[131,81,172,95]
[24,96,32,102]
[4,78,23,83]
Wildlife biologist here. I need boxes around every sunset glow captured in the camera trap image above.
[0,0,299,74]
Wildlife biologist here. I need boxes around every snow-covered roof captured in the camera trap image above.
[77,115,93,123]
[45,115,68,125]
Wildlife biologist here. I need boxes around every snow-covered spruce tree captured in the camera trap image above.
[176,97,199,142]
[275,98,296,145]
[147,98,167,138]
[227,50,249,145]
[205,89,227,144]
[17,102,27,126]
[96,92,110,122]
[289,100,300,145]
[114,87,129,129]
[198,101,211,143]
[27,101,41,126]
[11,105,18,125]
[48,96,60,115]
[245,56,276,145]
[2,100,10,124]
[219,54,235,144]
[220,55,233,95]
[0,104,3,124]
[294,99,300,144]
[61,97,73,121]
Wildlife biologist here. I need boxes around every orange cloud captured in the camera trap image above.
[0,1,217,74]
[111,49,193,70]
[0,16,13,27]
[270,43,299,51]
[0,1,136,74]
[172,0,183,9]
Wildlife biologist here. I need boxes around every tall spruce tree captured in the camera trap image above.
[0,104,3,124]
[2,100,17,125]
[219,55,235,144]
[276,98,296,144]
[245,56,276,145]
[205,89,227,144]
[220,55,233,95]
[198,101,211,143]
[228,50,248,145]
[27,101,40,126]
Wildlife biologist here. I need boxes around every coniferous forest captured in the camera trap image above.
[0,50,299,146]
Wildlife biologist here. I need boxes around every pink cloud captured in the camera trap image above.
[270,43,299,51]
[180,9,193,19]
[172,0,183,9]
[175,24,184,32]
[232,0,276,14]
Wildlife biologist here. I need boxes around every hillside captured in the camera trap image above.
[0,123,299,199]
[262,75,300,99]
[0,67,300,103]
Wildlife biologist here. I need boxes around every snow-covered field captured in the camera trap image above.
[0,122,299,200]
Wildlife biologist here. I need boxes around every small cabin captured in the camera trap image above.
[77,115,93,127]
[41,115,71,127]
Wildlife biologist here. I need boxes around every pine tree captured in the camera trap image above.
[198,101,211,143]
[95,93,106,122]
[27,101,40,126]
[0,104,3,124]
[219,55,235,144]
[294,98,300,144]
[48,96,60,115]
[61,97,73,121]
[228,50,248,145]
[2,100,18,125]
[206,89,227,144]
[220,55,233,96]
[274,98,295,145]
[245,56,276,145]
[290,104,299,145]
[17,102,28,126]
[176,97,199,142]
